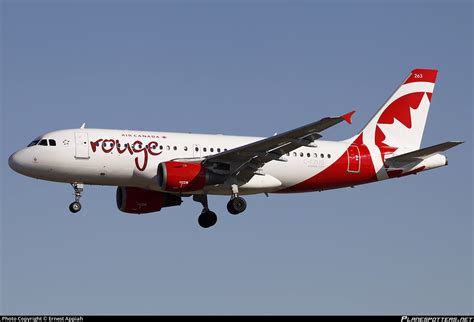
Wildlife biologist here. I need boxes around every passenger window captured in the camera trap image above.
[159,145,163,150]
[320,154,324,158]
[307,153,310,158]
[173,146,177,151]
[328,154,331,158]
[300,152,303,157]
[195,147,199,152]
[210,148,214,152]
[293,152,297,157]
[184,146,188,151]
[217,148,221,153]
[203,147,207,152]
[39,139,48,146]
[224,148,228,151]
[48,139,56,146]
[166,146,170,150]
[314,153,318,158]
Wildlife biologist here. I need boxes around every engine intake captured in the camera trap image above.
[116,187,182,214]
[157,161,225,192]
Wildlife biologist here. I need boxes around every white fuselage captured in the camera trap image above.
[9,128,350,195]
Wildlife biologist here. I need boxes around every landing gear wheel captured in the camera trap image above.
[227,197,247,215]
[69,183,84,213]
[198,211,217,228]
[69,201,82,213]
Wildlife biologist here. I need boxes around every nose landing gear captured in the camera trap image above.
[69,201,81,213]
[69,183,84,213]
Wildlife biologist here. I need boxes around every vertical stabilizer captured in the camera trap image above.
[357,68,438,154]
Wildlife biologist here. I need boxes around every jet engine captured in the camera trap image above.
[157,161,225,192]
[116,186,182,214]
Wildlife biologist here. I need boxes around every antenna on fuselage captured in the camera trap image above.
[80,123,86,129]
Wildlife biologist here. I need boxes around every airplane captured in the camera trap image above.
[8,68,463,228]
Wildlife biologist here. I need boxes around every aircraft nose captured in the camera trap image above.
[8,149,29,174]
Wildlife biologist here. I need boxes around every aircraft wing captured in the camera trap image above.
[202,111,355,183]
[385,141,464,164]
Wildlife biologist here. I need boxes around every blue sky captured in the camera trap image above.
[1,1,472,314]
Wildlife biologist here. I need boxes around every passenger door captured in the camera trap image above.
[75,132,90,159]
[347,145,360,173]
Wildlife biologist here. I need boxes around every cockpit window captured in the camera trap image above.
[27,140,40,147]
[28,138,57,147]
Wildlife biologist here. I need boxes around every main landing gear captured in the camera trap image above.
[227,197,247,215]
[69,183,84,213]
[194,185,247,228]
[193,195,217,228]
[227,184,247,215]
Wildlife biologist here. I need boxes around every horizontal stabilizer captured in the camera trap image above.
[386,141,464,164]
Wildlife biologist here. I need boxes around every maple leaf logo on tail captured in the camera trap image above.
[355,68,438,155]
[343,68,439,181]
[376,91,432,153]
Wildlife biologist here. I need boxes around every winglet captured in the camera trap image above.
[80,123,86,129]
[340,111,356,124]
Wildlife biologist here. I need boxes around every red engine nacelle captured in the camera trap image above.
[157,161,224,192]
[116,187,182,214]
